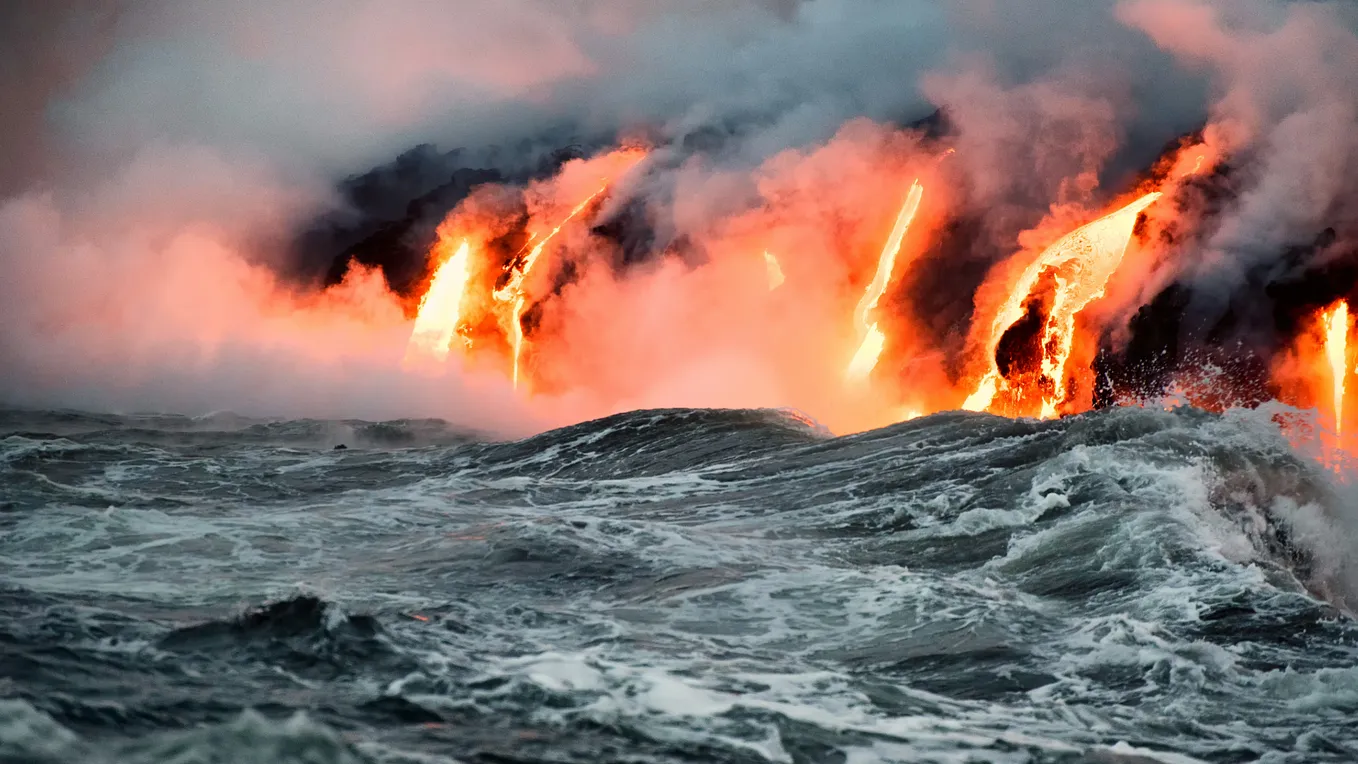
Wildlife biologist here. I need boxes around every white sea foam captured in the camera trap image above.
[5,404,1357,762]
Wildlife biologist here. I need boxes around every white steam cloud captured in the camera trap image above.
[1,0,1356,437]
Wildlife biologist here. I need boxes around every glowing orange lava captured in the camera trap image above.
[964,191,1162,417]
[494,183,609,390]
[895,407,924,422]
[1322,300,1350,434]
[845,179,925,383]
[402,237,473,369]
[764,251,785,291]
[387,132,1246,441]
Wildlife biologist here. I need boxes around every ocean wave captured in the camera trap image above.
[3,403,1358,762]
[0,701,372,764]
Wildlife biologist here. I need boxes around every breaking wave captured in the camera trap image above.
[2,403,1357,763]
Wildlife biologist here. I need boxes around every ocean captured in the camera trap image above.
[2,404,1356,763]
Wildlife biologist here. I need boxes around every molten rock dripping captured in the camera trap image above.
[494,183,609,390]
[845,179,925,383]
[1323,300,1350,434]
[965,191,1162,418]
[764,251,785,291]
[403,238,473,369]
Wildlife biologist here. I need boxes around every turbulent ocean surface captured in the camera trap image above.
[3,404,1358,763]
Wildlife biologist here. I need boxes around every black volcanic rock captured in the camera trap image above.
[589,197,659,269]
[288,144,503,292]
[320,167,504,296]
[1094,224,1358,409]
[288,142,598,298]
[908,107,952,142]
[287,109,956,301]
[1094,283,1191,408]
[1267,229,1358,334]
[1082,131,1358,410]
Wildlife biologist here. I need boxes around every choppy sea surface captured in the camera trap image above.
[3,403,1358,764]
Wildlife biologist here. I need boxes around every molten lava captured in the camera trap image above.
[764,251,785,291]
[845,179,925,383]
[1322,300,1350,434]
[964,191,1162,417]
[402,238,473,368]
[494,183,608,390]
[386,131,1283,447]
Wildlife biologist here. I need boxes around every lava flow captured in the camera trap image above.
[494,183,609,390]
[402,236,473,369]
[964,191,1162,418]
[845,179,925,383]
[1323,300,1350,434]
[385,123,1354,467]
[764,251,785,291]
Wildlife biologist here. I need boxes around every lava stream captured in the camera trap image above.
[494,183,609,390]
[1322,300,1350,434]
[845,179,925,383]
[764,251,785,291]
[402,238,473,368]
[964,191,1162,417]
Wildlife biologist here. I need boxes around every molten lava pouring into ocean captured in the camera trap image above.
[392,134,1358,472]
[403,147,647,386]
[402,237,473,369]
[1318,300,1352,469]
[493,183,609,390]
[963,191,1162,419]
[845,180,924,384]
[764,252,785,291]
[1322,301,1349,436]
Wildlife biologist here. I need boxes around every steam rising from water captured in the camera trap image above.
[0,0,1356,438]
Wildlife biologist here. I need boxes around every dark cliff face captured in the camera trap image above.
[288,110,957,303]
[320,166,506,297]
[1092,154,1358,410]
[286,143,592,298]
